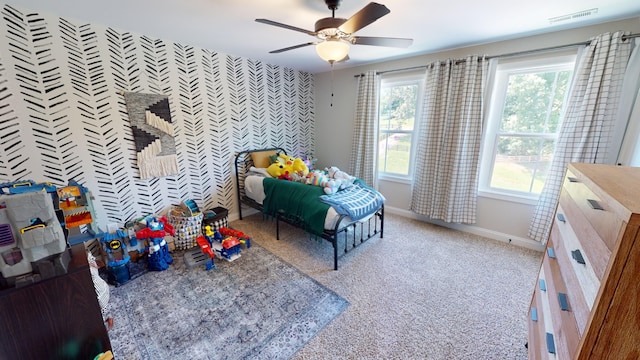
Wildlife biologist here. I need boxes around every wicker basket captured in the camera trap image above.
[168,208,204,250]
[202,207,228,234]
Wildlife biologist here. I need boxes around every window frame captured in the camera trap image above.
[479,53,577,203]
[377,72,425,183]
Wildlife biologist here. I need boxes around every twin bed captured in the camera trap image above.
[234,148,384,270]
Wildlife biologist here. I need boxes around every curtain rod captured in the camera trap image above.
[354,32,639,78]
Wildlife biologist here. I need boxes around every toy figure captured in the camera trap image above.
[136,216,175,271]
[195,235,216,271]
[218,227,251,248]
[101,230,131,285]
[203,225,241,262]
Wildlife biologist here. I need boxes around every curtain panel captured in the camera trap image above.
[410,55,488,224]
[529,31,632,242]
[349,70,380,188]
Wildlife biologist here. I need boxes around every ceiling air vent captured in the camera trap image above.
[549,8,598,24]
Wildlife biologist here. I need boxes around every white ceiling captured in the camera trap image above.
[16,0,640,74]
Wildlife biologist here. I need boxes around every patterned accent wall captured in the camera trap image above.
[0,4,315,228]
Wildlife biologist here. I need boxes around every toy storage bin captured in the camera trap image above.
[202,207,228,233]
[168,209,203,250]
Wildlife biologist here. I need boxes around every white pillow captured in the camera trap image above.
[249,166,272,177]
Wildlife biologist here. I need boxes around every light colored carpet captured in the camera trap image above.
[231,212,541,360]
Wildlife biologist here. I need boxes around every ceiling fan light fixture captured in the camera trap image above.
[316,38,350,63]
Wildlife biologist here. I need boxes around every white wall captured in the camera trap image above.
[315,17,640,250]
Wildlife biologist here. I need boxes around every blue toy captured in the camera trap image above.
[101,230,131,285]
[0,180,57,195]
[203,226,241,262]
[135,216,174,271]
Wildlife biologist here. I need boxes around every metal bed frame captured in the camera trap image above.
[234,147,384,270]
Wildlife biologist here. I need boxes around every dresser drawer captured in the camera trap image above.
[558,191,611,281]
[550,216,594,335]
[528,286,547,360]
[541,240,580,360]
[563,171,624,251]
[530,252,561,360]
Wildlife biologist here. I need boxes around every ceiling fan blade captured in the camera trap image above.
[255,19,316,36]
[338,2,390,34]
[352,36,413,48]
[268,42,316,54]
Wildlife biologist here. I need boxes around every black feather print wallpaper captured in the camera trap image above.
[0,4,315,228]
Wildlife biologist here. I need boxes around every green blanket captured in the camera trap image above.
[262,178,330,236]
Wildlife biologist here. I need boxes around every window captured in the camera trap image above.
[479,54,576,201]
[378,73,423,180]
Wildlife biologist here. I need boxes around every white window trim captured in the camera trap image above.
[479,53,577,203]
[378,71,425,182]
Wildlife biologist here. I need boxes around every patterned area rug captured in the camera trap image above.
[107,243,348,359]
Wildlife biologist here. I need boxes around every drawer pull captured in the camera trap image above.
[531,307,538,322]
[558,293,570,311]
[587,199,604,210]
[557,213,566,223]
[546,333,556,354]
[547,247,556,259]
[567,176,578,183]
[572,249,586,265]
[539,279,546,291]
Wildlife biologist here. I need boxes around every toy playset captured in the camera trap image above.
[0,190,68,288]
[184,206,252,271]
[101,230,131,284]
[56,180,101,245]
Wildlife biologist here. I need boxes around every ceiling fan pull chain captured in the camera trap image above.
[330,62,335,107]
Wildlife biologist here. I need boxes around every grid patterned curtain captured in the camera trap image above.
[349,70,380,188]
[410,56,488,223]
[529,31,632,242]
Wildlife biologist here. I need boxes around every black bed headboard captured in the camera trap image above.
[234,147,286,219]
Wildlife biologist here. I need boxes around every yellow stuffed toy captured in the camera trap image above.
[271,153,309,178]
[266,162,286,178]
[292,158,309,177]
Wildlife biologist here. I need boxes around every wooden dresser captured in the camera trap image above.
[527,163,640,359]
[0,244,111,359]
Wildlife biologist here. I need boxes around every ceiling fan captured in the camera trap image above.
[255,0,413,63]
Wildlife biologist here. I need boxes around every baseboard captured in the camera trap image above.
[229,207,258,222]
[231,204,544,252]
[384,206,545,252]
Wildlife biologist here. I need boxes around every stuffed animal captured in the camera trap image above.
[277,153,295,167]
[275,153,309,178]
[291,157,309,177]
[307,170,339,194]
[278,171,292,181]
[267,162,286,178]
[303,155,317,170]
[326,166,356,189]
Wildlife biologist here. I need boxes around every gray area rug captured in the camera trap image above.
[107,243,348,359]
